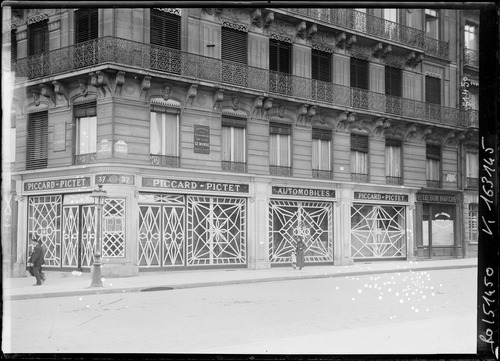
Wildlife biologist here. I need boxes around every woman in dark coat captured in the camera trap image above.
[28,237,45,286]
[295,239,305,270]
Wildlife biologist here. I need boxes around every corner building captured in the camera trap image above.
[4,7,479,277]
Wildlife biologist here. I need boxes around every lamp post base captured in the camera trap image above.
[90,253,103,287]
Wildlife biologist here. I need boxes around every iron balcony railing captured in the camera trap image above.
[464,48,479,68]
[284,8,449,59]
[13,36,475,128]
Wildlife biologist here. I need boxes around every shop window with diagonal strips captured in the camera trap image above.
[312,128,332,179]
[74,9,98,68]
[311,49,332,101]
[385,138,403,185]
[351,133,369,182]
[350,57,369,109]
[269,122,291,176]
[269,39,292,95]
[150,9,181,73]
[426,144,441,187]
[27,111,48,170]
[222,26,248,86]
[222,116,247,172]
[74,102,97,165]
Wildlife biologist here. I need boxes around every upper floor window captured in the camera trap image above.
[221,116,247,173]
[74,101,97,164]
[383,9,398,40]
[150,9,181,73]
[465,23,478,51]
[75,8,98,43]
[312,49,331,82]
[269,122,291,176]
[27,111,48,170]
[221,26,248,86]
[351,58,369,109]
[269,39,292,95]
[425,9,439,39]
[351,133,369,182]
[385,138,402,185]
[28,20,48,55]
[425,75,441,105]
[468,203,478,243]
[150,99,180,167]
[385,66,402,115]
[312,128,332,179]
[426,144,441,188]
[466,149,479,188]
[11,29,17,63]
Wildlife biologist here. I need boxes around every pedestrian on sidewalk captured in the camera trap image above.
[28,237,45,286]
[295,239,305,270]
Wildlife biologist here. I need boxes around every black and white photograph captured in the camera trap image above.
[1,1,498,358]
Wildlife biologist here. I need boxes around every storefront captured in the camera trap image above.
[351,191,409,260]
[268,185,336,266]
[415,191,462,258]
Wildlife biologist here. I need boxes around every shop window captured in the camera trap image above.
[150,9,181,73]
[351,133,369,182]
[221,26,248,86]
[351,57,369,109]
[385,138,402,185]
[312,128,332,179]
[269,122,291,176]
[468,203,478,243]
[27,111,48,170]
[74,102,97,165]
[422,203,455,248]
[269,39,292,95]
[466,150,479,188]
[385,66,402,115]
[426,144,441,188]
[150,101,180,167]
[222,116,247,172]
[425,9,439,39]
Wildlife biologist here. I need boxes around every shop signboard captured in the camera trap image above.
[272,186,336,198]
[142,177,249,193]
[354,192,408,202]
[24,177,91,192]
[194,124,210,154]
[416,193,458,203]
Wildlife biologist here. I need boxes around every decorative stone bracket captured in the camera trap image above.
[39,83,56,106]
[52,80,68,106]
[337,111,356,131]
[251,95,264,118]
[140,75,151,99]
[213,89,224,111]
[114,71,126,94]
[251,8,262,27]
[406,52,424,68]
[185,84,198,109]
[372,118,391,136]
[404,123,418,142]
[89,71,111,97]
[373,43,392,58]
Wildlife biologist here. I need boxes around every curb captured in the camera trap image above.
[6,263,477,301]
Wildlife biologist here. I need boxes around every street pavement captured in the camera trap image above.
[3,258,477,301]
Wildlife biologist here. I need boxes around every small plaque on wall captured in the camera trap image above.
[194,124,210,154]
[53,122,66,151]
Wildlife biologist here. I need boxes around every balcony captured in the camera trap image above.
[464,48,479,68]
[426,180,442,188]
[312,169,333,180]
[386,176,403,185]
[351,173,369,182]
[74,153,96,165]
[270,165,292,177]
[12,36,475,128]
[222,161,247,173]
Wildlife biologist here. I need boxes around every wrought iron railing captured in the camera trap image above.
[424,37,449,59]
[312,169,332,180]
[74,153,97,165]
[351,173,369,182]
[464,48,479,68]
[426,180,442,188]
[150,154,180,167]
[270,165,292,176]
[221,161,247,173]
[386,176,403,185]
[13,36,474,128]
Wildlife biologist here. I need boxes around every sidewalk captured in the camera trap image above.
[3,258,477,301]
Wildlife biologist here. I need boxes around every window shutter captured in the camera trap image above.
[385,66,402,97]
[350,58,369,90]
[221,27,247,64]
[150,9,180,49]
[351,133,368,152]
[425,76,441,104]
[269,39,291,74]
[426,144,441,160]
[270,122,291,135]
[28,20,48,55]
[27,111,48,170]
[75,9,98,43]
[74,101,97,117]
[312,128,332,141]
[11,29,17,63]
[222,115,247,128]
[312,50,331,82]
[385,138,402,147]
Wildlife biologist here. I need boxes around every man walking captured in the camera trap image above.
[28,237,45,286]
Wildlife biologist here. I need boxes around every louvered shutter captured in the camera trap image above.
[426,144,441,160]
[385,138,402,147]
[27,111,48,170]
[150,9,180,49]
[74,101,97,117]
[28,20,48,55]
[222,116,247,128]
[350,58,369,90]
[221,27,247,64]
[11,29,17,63]
[75,9,98,43]
[385,66,402,97]
[269,39,291,74]
[270,122,291,135]
[312,50,331,82]
[312,128,332,141]
[351,133,368,152]
[425,76,441,104]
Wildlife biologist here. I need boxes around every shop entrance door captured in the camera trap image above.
[62,205,96,269]
[351,204,406,259]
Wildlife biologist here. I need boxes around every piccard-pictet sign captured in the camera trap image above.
[24,177,92,191]
[142,178,249,193]
[272,186,335,198]
[354,192,408,202]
